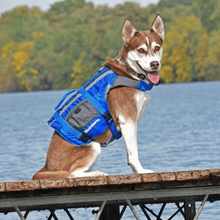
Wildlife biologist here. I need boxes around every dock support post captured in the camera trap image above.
[184,200,196,220]
[126,199,141,220]
[64,208,75,220]
[193,194,209,220]
[95,200,107,220]
[99,204,120,220]
[14,206,26,220]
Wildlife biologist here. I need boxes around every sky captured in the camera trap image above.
[0,0,160,16]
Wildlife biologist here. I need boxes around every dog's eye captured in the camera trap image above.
[137,48,145,53]
[155,46,160,51]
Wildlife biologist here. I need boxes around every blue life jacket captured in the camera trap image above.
[48,67,153,146]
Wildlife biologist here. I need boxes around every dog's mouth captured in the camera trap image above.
[136,62,160,84]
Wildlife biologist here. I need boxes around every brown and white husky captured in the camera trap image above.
[32,14,165,180]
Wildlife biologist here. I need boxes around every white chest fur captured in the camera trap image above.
[135,91,151,123]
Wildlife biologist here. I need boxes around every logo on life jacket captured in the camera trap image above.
[84,119,101,134]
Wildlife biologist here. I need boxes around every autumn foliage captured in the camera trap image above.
[0,0,220,92]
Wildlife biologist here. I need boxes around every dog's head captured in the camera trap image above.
[121,14,164,85]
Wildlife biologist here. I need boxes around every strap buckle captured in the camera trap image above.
[103,112,113,124]
[80,134,91,143]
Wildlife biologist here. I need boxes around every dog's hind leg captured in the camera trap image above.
[32,139,107,180]
[69,142,108,178]
[32,167,71,180]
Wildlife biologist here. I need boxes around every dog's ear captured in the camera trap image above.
[151,14,165,42]
[122,18,138,48]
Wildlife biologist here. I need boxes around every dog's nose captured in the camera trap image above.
[150,61,159,69]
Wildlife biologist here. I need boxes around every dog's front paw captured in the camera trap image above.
[139,169,155,174]
[69,170,108,178]
[94,171,108,176]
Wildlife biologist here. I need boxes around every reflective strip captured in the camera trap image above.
[59,93,82,116]
[105,84,111,99]
[55,90,78,110]
[85,69,114,91]
[49,118,55,126]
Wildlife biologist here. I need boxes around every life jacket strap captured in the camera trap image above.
[79,87,121,140]
[79,87,106,115]
[80,133,91,143]
[103,112,112,123]
[112,75,139,90]
[53,111,92,144]
[110,74,153,92]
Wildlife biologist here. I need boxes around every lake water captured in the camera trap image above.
[0,81,220,219]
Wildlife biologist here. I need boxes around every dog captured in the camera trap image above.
[32,14,164,180]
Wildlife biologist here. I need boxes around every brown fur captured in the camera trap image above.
[32,132,96,179]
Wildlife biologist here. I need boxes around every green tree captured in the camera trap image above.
[160,15,203,83]
[202,30,220,81]
[194,34,208,80]
[1,0,220,92]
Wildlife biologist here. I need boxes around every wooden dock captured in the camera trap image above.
[0,169,220,219]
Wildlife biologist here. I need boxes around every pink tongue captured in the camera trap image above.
[147,72,160,84]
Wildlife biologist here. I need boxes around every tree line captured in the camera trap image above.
[0,0,219,92]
